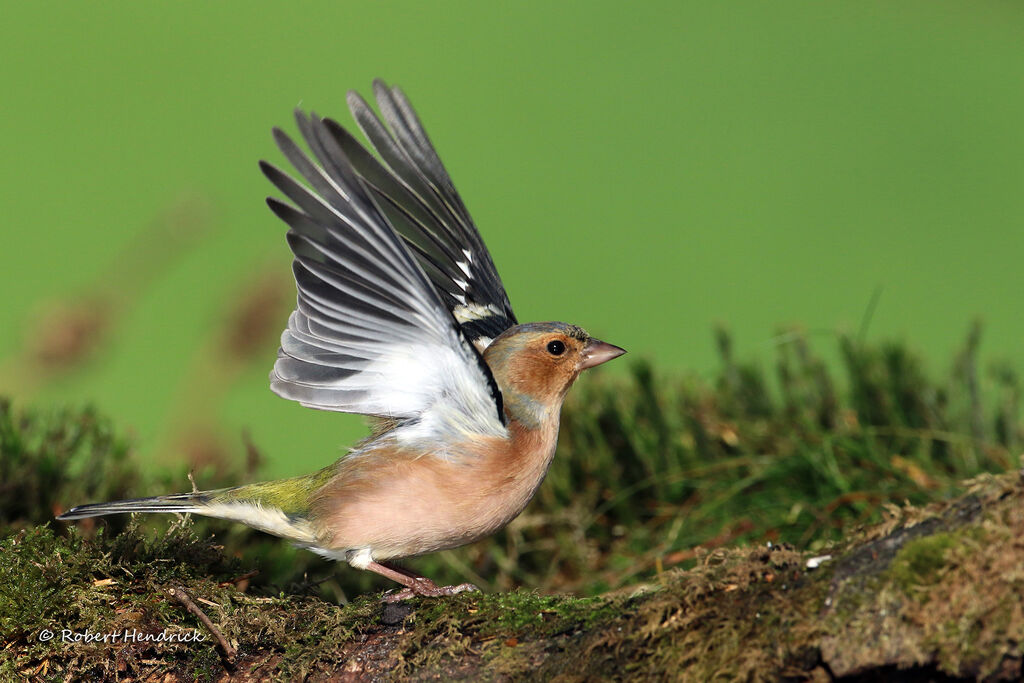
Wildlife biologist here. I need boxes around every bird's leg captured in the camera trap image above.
[365,561,479,602]
[378,562,421,579]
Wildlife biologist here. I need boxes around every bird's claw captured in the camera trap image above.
[382,579,479,603]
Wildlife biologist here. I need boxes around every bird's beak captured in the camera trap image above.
[579,338,626,370]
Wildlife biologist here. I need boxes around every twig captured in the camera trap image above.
[218,569,259,588]
[168,585,236,661]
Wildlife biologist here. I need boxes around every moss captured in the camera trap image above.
[385,589,621,677]
[380,543,832,681]
[474,590,614,636]
[901,497,1024,678]
[887,532,958,591]
[0,519,387,680]
[820,470,1024,679]
[5,473,1024,679]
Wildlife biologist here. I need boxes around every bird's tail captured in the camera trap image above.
[56,468,336,546]
[56,492,216,520]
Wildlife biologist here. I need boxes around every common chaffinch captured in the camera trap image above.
[59,80,625,600]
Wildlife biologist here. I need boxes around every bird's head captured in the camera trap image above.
[482,322,625,428]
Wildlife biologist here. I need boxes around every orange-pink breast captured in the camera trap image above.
[309,420,560,560]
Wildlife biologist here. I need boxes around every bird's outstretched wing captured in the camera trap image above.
[260,92,508,436]
[338,80,517,349]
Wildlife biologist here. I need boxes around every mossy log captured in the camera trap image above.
[4,469,1023,681]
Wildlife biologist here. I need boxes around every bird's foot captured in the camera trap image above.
[382,579,479,603]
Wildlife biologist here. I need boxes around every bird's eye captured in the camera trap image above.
[546,340,566,356]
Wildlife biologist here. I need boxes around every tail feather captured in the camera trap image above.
[57,486,320,546]
[56,492,211,520]
[57,468,337,545]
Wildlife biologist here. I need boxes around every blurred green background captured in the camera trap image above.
[1,1,1022,480]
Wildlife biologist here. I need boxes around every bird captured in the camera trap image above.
[58,79,625,600]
